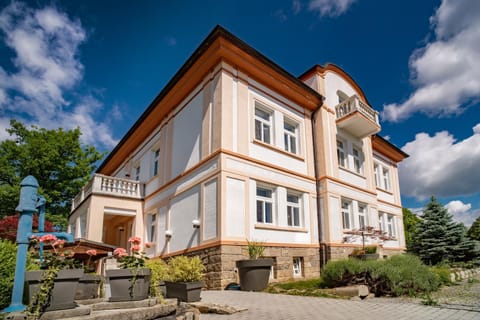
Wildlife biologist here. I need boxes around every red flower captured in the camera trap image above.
[39,234,57,243]
[113,247,127,257]
[130,245,141,252]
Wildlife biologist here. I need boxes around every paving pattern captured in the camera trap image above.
[200,290,480,320]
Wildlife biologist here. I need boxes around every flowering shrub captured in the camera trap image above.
[0,215,53,242]
[85,249,97,272]
[30,234,80,270]
[113,236,148,269]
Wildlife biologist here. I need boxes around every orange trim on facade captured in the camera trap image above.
[377,198,403,209]
[318,175,377,196]
[371,135,409,163]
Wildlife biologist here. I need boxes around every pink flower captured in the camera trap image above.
[114,247,127,257]
[130,245,141,252]
[86,249,97,256]
[53,239,65,248]
[128,236,141,245]
[39,234,57,243]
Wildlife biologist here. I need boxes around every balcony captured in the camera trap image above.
[71,174,143,211]
[335,95,380,138]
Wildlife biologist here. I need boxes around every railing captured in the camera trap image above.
[71,174,143,211]
[335,95,379,125]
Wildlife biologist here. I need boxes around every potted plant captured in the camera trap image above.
[25,234,84,318]
[165,256,205,302]
[106,237,151,302]
[349,246,379,260]
[236,240,273,291]
[146,258,169,298]
[76,249,103,300]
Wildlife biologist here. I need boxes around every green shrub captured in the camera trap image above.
[321,254,440,297]
[430,265,452,286]
[146,258,168,297]
[166,256,204,282]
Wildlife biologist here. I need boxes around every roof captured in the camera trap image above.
[96,25,324,175]
[371,134,409,162]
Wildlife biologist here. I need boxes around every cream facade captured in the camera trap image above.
[69,26,408,289]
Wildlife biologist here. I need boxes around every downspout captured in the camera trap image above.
[310,98,327,269]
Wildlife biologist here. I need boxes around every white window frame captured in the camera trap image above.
[147,213,157,243]
[358,203,367,230]
[341,199,352,230]
[374,163,381,187]
[152,149,160,177]
[134,165,141,181]
[256,185,274,224]
[283,118,298,154]
[337,140,346,168]
[293,257,303,278]
[254,103,273,145]
[387,214,396,237]
[352,146,364,174]
[287,192,302,227]
[382,167,391,191]
[79,214,87,238]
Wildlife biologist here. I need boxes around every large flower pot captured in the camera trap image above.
[75,274,103,300]
[165,281,204,302]
[236,258,273,291]
[25,268,84,311]
[106,268,151,302]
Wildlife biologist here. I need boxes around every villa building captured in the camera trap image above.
[68,26,408,289]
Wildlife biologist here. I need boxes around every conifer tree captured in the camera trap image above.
[410,197,478,265]
[467,216,480,241]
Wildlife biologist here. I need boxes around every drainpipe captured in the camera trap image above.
[310,98,327,269]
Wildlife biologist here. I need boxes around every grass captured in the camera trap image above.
[266,279,345,299]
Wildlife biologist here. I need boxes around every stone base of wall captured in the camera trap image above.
[324,245,404,262]
[182,245,321,290]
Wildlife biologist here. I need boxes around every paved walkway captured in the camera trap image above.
[200,291,479,320]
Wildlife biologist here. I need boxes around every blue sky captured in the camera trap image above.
[0,0,479,226]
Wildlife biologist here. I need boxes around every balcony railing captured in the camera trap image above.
[71,174,143,211]
[335,95,380,137]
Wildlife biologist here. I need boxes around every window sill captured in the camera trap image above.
[252,139,304,161]
[255,223,308,233]
[339,166,366,179]
[376,187,393,195]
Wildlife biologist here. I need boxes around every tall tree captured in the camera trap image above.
[402,207,421,250]
[0,120,105,221]
[410,197,478,265]
[467,216,480,241]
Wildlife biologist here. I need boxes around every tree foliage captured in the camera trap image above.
[402,207,421,250]
[410,197,479,265]
[0,215,54,242]
[0,120,105,221]
[467,216,480,241]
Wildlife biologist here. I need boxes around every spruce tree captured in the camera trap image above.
[410,197,478,265]
[467,216,480,241]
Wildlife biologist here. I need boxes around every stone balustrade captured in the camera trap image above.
[335,95,379,125]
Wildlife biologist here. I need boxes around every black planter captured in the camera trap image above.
[165,281,204,302]
[76,274,103,300]
[106,268,151,302]
[236,258,273,291]
[25,269,84,311]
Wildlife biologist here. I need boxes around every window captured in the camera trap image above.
[134,165,141,181]
[358,203,367,229]
[254,104,272,144]
[293,257,303,278]
[70,221,77,238]
[284,120,298,154]
[147,213,156,243]
[374,163,381,187]
[80,214,87,238]
[352,147,364,174]
[287,193,301,227]
[337,140,346,167]
[256,186,274,223]
[387,215,395,237]
[152,149,160,177]
[341,199,352,229]
[382,167,390,191]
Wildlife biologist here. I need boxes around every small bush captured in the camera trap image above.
[321,254,440,297]
[430,265,452,286]
[247,240,265,259]
[146,259,168,297]
[166,256,204,282]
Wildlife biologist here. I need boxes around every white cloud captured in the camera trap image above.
[445,200,478,226]
[308,0,356,17]
[382,0,480,122]
[292,0,302,15]
[0,1,118,149]
[399,124,480,200]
